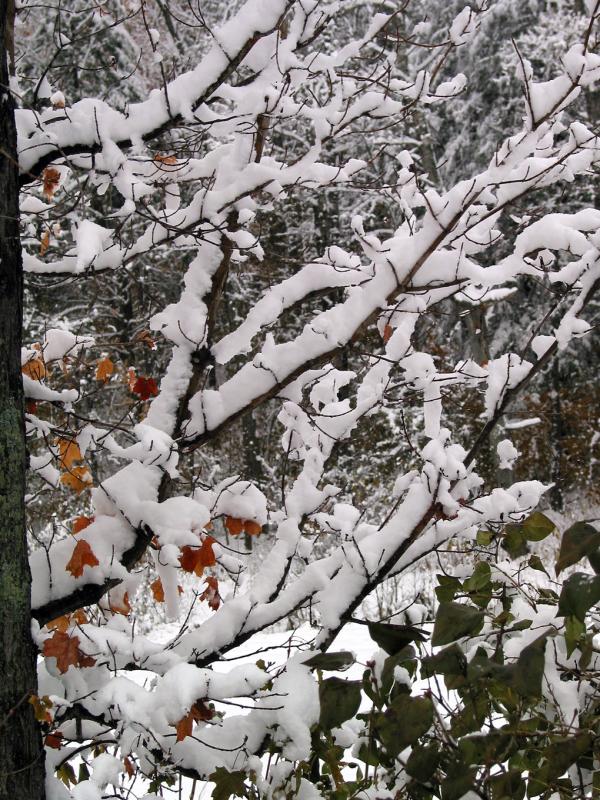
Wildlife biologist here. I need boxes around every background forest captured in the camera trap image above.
[2,0,600,798]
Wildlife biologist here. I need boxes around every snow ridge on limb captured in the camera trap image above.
[17,0,295,185]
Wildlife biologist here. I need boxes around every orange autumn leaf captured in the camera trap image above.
[173,699,215,742]
[45,731,63,749]
[95,356,115,383]
[200,536,217,567]
[151,578,165,602]
[56,438,82,470]
[175,710,194,742]
[134,329,156,350]
[47,614,71,633]
[178,537,216,577]
[29,694,53,723]
[244,520,262,536]
[200,576,221,611]
[60,465,93,493]
[109,591,131,616]
[66,539,99,578]
[179,545,205,577]
[42,167,61,200]
[131,375,159,401]
[22,357,46,381]
[43,631,96,673]
[154,153,178,166]
[72,515,94,534]
[150,578,182,603]
[124,757,135,778]
[191,698,215,721]
[225,516,244,536]
[127,367,137,391]
[40,229,50,256]
[383,324,393,343]
[72,609,88,625]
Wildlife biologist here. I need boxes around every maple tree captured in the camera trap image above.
[2,0,600,799]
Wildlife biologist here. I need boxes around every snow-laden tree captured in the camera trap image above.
[3,0,600,798]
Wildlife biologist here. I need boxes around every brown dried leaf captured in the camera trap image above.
[66,539,99,578]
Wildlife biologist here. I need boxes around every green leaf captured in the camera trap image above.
[56,763,76,788]
[435,574,461,603]
[374,694,433,755]
[564,615,586,658]
[555,521,600,575]
[528,554,549,575]
[210,768,248,800]
[508,635,547,698]
[432,602,484,647]
[466,636,547,699]
[319,677,361,731]
[440,761,477,800]
[588,548,600,574]
[459,731,514,766]
[303,652,355,672]
[405,741,440,782]
[530,733,593,786]
[558,572,600,622]
[488,769,525,800]
[381,646,417,695]
[463,561,491,592]
[502,524,529,559]
[421,643,466,682]
[476,530,493,546]
[356,741,383,767]
[521,511,555,541]
[368,621,427,655]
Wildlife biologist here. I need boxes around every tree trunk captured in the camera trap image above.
[0,2,46,796]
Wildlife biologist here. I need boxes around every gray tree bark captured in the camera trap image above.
[0,1,46,795]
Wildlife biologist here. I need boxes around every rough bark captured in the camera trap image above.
[0,2,46,795]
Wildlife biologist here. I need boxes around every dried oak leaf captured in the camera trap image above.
[175,711,194,742]
[66,539,99,578]
[154,153,178,167]
[42,167,61,200]
[383,324,393,344]
[29,694,53,724]
[134,330,157,350]
[244,520,262,536]
[225,516,244,536]
[60,465,93,493]
[72,515,94,534]
[72,608,88,625]
[109,591,131,616]
[43,631,96,673]
[191,698,215,722]
[200,576,221,611]
[56,438,82,470]
[22,357,47,381]
[179,536,217,577]
[45,731,64,749]
[131,375,159,401]
[40,230,50,256]
[174,699,215,742]
[150,578,165,602]
[47,614,71,633]
[95,356,115,383]
[150,578,182,603]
